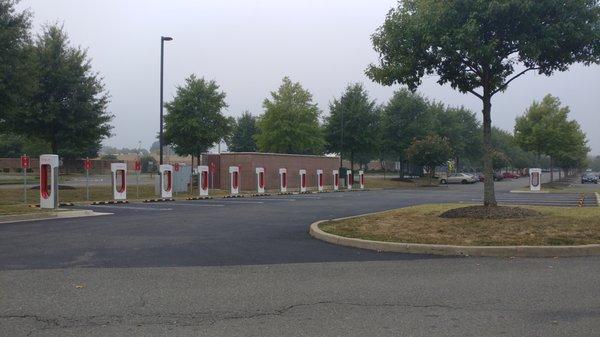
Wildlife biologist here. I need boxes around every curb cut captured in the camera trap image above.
[0,209,111,224]
[309,217,600,258]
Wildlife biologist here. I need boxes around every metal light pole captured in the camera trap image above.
[159,36,173,166]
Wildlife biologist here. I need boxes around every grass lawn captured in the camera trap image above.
[0,185,235,215]
[514,180,600,194]
[320,203,600,246]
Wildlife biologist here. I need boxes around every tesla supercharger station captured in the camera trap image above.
[299,169,307,193]
[316,169,324,192]
[333,170,339,191]
[279,168,287,193]
[347,169,353,190]
[359,170,365,189]
[229,166,240,195]
[159,164,173,198]
[198,165,209,196]
[39,154,59,209]
[529,168,542,191]
[256,167,266,194]
[110,163,127,200]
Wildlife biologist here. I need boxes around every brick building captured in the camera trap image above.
[200,152,340,191]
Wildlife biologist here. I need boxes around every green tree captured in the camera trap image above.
[324,83,379,169]
[0,0,34,132]
[227,111,258,152]
[164,74,230,164]
[11,25,112,158]
[433,105,481,171]
[515,95,589,181]
[405,134,452,185]
[367,0,600,206]
[255,77,324,154]
[491,127,535,171]
[381,89,435,176]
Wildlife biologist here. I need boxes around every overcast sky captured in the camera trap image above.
[19,0,600,155]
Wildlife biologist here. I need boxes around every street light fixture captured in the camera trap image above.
[159,36,173,166]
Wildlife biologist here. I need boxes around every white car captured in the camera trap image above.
[440,173,478,184]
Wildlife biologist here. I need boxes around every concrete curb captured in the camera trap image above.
[309,215,600,258]
[509,190,550,193]
[595,192,600,206]
[0,209,111,224]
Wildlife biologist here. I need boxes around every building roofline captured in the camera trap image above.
[202,152,339,159]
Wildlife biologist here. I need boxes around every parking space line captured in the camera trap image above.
[169,203,225,207]
[87,205,173,211]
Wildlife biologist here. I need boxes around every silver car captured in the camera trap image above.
[440,173,478,184]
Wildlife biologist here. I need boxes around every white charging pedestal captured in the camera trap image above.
[198,165,209,196]
[333,170,339,191]
[39,154,59,209]
[229,166,240,195]
[347,169,353,190]
[316,169,323,192]
[529,168,542,191]
[359,170,364,189]
[256,167,265,194]
[111,163,127,200]
[159,164,173,198]
[279,168,287,193]
[299,169,307,193]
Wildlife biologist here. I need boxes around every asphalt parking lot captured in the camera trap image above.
[1,177,599,337]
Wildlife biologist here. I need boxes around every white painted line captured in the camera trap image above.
[217,200,265,204]
[250,198,297,202]
[170,203,225,207]
[88,205,173,211]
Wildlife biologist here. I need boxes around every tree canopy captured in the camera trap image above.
[515,94,589,179]
[405,134,452,185]
[324,83,379,168]
[255,77,324,154]
[227,111,258,152]
[164,74,230,162]
[367,0,600,206]
[380,89,434,162]
[11,24,113,158]
[0,0,33,132]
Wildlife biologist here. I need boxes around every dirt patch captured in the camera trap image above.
[440,205,540,219]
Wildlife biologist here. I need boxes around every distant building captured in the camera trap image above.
[201,152,339,191]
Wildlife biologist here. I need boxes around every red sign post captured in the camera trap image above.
[84,158,91,200]
[134,160,141,198]
[21,155,29,204]
[21,155,30,169]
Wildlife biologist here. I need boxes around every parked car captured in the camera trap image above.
[502,172,520,179]
[476,172,503,182]
[440,173,478,184]
[581,173,598,184]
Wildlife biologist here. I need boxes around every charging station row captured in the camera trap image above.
[36,154,365,209]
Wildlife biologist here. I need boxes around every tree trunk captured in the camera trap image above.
[482,94,497,207]
[550,157,554,183]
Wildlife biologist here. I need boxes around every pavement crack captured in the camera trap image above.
[1,301,457,331]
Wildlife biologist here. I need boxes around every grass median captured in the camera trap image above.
[319,204,600,246]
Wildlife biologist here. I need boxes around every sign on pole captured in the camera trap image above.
[21,154,29,204]
[84,158,92,200]
[134,160,141,198]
